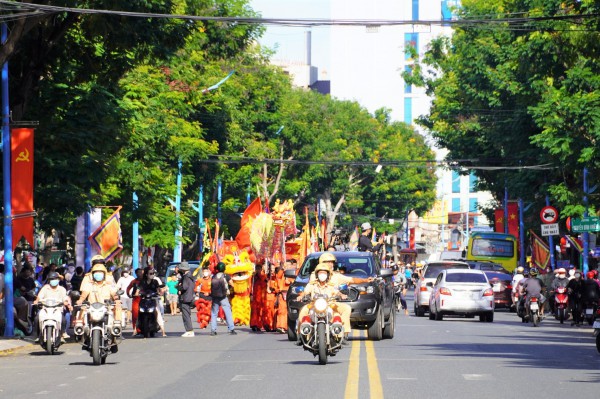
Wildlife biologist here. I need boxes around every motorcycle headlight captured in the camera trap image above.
[89,303,107,322]
[314,298,328,313]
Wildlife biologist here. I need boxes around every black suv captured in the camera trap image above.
[285,251,395,341]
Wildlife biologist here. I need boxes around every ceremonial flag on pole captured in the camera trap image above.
[494,209,504,233]
[530,230,550,270]
[507,202,519,238]
[11,128,35,249]
[89,207,123,261]
[298,208,311,266]
[235,197,262,249]
[564,235,583,253]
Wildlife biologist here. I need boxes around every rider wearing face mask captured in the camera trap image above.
[33,272,71,342]
[76,261,123,346]
[549,268,569,315]
[296,263,349,343]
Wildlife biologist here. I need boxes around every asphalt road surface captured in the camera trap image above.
[1,299,599,399]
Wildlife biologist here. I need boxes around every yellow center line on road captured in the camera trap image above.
[365,339,384,399]
[344,331,361,399]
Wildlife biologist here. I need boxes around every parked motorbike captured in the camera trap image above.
[554,287,569,324]
[74,300,122,365]
[298,294,344,365]
[37,299,64,355]
[138,292,160,338]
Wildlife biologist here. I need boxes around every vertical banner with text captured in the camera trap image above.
[11,128,34,249]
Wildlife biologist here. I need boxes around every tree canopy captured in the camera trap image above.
[405,0,600,225]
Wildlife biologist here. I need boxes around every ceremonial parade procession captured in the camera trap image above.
[1,1,600,398]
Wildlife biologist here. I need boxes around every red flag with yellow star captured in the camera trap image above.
[507,202,519,238]
[235,197,262,249]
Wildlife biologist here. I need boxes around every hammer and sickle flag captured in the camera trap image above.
[89,207,123,261]
[11,128,35,249]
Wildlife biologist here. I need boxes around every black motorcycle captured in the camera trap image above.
[138,292,160,338]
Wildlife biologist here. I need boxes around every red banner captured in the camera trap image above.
[11,128,35,249]
[507,202,519,238]
[494,209,504,233]
[89,208,123,261]
[409,227,415,249]
[235,198,262,249]
[530,230,550,270]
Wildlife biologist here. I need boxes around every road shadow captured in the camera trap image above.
[288,360,343,365]
[28,350,66,356]
[68,361,119,366]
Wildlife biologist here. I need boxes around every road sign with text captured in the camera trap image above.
[571,217,600,233]
[541,223,559,236]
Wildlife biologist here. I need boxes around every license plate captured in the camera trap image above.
[586,309,594,315]
[593,321,600,329]
[530,303,539,310]
[493,284,502,293]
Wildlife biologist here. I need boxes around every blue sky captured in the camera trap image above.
[250,0,331,73]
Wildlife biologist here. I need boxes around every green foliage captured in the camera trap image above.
[407,0,600,228]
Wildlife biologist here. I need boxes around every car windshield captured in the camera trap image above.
[424,263,469,278]
[299,254,375,277]
[446,273,488,283]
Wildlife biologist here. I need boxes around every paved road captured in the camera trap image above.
[1,300,599,399]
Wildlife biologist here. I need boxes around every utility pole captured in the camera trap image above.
[583,167,589,274]
[2,22,14,337]
[132,192,139,272]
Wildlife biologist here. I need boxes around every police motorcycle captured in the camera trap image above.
[297,289,345,365]
[74,292,123,365]
[138,291,160,338]
[37,298,64,354]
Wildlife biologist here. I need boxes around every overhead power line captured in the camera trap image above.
[201,156,556,170]
[0,1,598,30]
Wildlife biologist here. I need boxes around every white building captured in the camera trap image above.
[328,0,493,252]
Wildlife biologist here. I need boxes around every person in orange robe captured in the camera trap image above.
[194,266,212,329]
[263,266,277,332]
[250,263,267,332]
[274,266,292,333]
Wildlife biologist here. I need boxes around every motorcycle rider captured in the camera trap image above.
[138,267,167,337]
[309,253,373,344]
[511,266,526,309]
[79,255,116,294]
[549,268,569,315]
[392,265,409,315]
[76,262,123,351]
[33,272,71,343]
[581,271,600,320]
[296,263,347,342]
[521,267,546,317]
[567,270,584,326]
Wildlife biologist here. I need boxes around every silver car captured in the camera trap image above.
[428,269,495,322]
[413,261,470,317]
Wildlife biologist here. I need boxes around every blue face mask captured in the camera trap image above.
[93,272,105,282]
[49,280,59,287]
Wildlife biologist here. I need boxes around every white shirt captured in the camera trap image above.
[116,274,135,294]
[512,274,524,293]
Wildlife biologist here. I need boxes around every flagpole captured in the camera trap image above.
[583,167,589,274]
[545,196,556,270]
[2,21,15,337]
[132,192,139,272]
[518,198,525,267]
[173,160,182,263]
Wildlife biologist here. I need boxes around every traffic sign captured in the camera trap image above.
[571,217,600,233]
[541,223,559,236]
[540,206,559,224]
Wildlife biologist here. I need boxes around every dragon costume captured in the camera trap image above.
[223,252,255,326]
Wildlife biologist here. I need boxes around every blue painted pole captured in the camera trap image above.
[545,196,556,270]
[504,186,509,235]
[246,181,251,207]
[583,168,589,274]
[2,22,14,337]
[85,212,91,272]
[173,160,182,263]
[518,198,525,267]
[132,192,139,272]
[217,179,222,225]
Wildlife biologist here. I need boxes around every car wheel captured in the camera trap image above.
[429,310,435,320]
[414,303,423,317]
[367,307,383,341]
[486,312,494,323]
[434,310,443,321]
[287,318,297,342]
[382,308,395,339]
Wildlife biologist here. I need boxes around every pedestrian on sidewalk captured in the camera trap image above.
[177,262,196,337]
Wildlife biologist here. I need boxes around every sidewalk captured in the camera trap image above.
[0,337,34,355]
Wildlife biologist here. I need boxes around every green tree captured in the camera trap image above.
[405,0,600,224]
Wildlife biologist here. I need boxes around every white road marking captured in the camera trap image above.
[35,391,50,395]
[463,374,494,381]
[231,375,265,381]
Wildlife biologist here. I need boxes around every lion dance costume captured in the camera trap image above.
[194,271,212,329]
[223,252,254,326]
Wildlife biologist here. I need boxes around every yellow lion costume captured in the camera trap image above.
[223,252,255,326]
